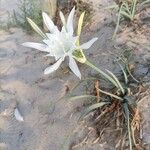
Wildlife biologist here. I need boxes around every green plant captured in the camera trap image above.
[67,57,141,149]
[110,0,150,37]
[0,13,16,30]
[21,5,143,149]
[113,0,138,37]
[13,0,43,32]
[141,0,150,6]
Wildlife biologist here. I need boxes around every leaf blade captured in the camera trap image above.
[80,102,109,118]
[77,12,85,45]
[27,17,47,39]
[67,95,97,101]
[106,69,125,95]
[99,89,124,101]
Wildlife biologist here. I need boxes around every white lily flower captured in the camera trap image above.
[22,7,98,79]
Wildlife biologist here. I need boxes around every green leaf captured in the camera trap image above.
[126,65,139,83]
[104,4,119,10]
[99,89,123,101]
[113,6,122,38]
[122,3,131,15]
[67,95,97,101]
[76,12,85,46]
[118,63,128,85]
[106,69,125,95]
[123,103,133,150]
[80,102,109,118]
[131,0,137,19]
[120,11,132,20]
[141,0,150,5]
[85,60,119,88]
[27,17,47,39]
[77,12,85,36]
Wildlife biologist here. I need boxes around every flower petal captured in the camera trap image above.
[67,7,75,35]
[22,42,49,52]
[42,12,59,33]
[59,11,66,27]
[79,38,98,49]
[44,57,64,74]
[69,56,81,79]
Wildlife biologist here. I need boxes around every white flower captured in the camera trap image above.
[22,7,98,79]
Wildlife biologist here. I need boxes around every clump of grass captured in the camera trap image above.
[112,0,138,37]
[0,13,16,31]
[108,0,150,37]
[13,0,43,33]
[0,20,15,31]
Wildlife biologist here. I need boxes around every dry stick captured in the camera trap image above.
[95,80,100,103]
[121,132,128,150]
[98,89,124,101]
[131,108,141,148]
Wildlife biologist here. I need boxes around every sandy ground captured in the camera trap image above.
[0,0,150,150]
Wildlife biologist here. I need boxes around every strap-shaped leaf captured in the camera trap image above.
[113,4,123,38]
[141,0,150,5]
[27,18,47,39]
[123,103,133,150]
[67,95,97,101]
[106,69,125,95]
[118,63,128,85]
[131,0,137,19]
[122,3,131,15]
[104,4,119,10]
[85,60,119,88]
[77,12,85,45]
[80,102,109,118]
[120,11,132,19]
[126,65,139,83]
[99,89,123,101]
